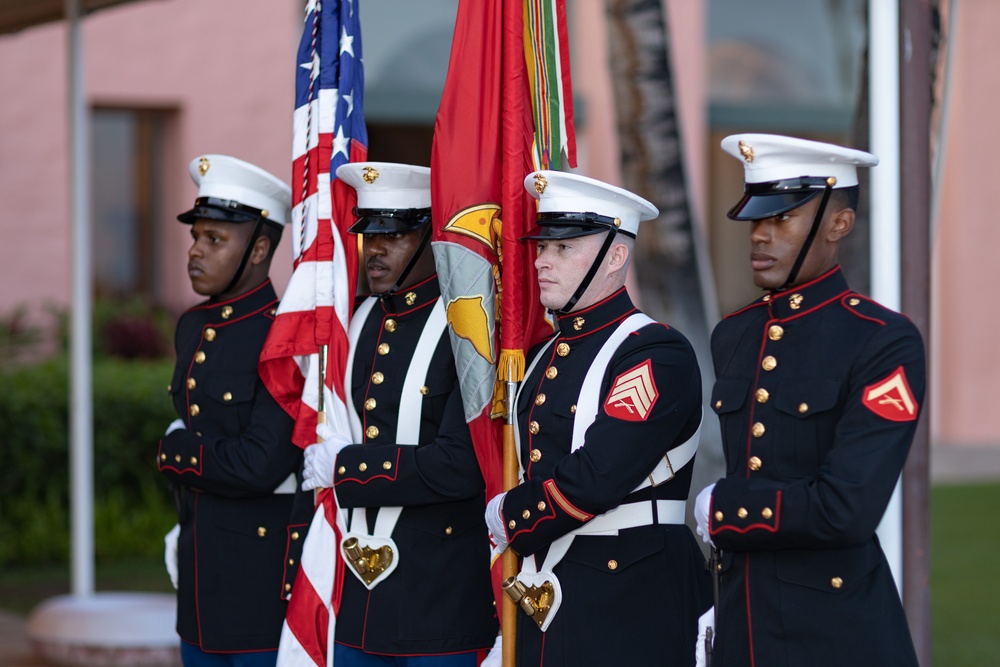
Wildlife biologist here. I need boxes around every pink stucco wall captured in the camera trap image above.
[1,0,995,449]
[0,0,298,324]
[931,0,1000,446]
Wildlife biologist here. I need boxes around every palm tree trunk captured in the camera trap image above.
[603,0,724,525]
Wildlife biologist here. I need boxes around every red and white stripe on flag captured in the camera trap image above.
[259,0,367,665]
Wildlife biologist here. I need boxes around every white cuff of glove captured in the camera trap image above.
[164,419,185,436]
[301,430,353,491]
[695,483,716,546]
[164,523,180,590]
[695,606,715,667]
[485,493,508,553]
[480,634,503,667]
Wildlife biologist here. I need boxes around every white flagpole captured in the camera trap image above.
[67,0,95,598]
[869,0,904,596]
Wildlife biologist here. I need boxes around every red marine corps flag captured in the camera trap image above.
[258,0,367,665]
[430,0,575,663]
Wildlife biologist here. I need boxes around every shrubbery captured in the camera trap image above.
[0,356,178,566]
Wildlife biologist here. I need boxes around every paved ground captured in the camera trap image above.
[0,611,46,667]
[2,443,999,666]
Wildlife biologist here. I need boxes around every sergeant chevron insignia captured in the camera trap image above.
[604,360,658,421]
[862,366,918,422]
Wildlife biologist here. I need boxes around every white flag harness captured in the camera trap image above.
[512,313,702,630]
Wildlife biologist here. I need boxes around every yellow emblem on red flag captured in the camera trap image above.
[862,366,918,422]
[604,360,659,421]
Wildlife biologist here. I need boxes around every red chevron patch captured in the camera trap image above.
[604,360,658,421]
[863,366,918,422]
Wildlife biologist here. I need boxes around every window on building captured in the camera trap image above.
[90,108,167,301]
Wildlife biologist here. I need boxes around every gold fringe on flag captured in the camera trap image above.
[492,348,527,419]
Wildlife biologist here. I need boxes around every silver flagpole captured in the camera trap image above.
[67,0,95,598]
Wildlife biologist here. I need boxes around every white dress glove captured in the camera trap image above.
[480,633,503,667]
[694,483,716,547]
[164,419,185,436]
[164,523,180,589]
[695,606,715,667]
[301,426,353,491]
[485,493,508,556]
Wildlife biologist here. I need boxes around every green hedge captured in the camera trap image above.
[0,356,178,566]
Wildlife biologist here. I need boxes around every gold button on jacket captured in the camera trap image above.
[159,282,301,652]
[707,269,927,664]
[330,282,520,651]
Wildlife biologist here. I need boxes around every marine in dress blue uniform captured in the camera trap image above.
[157,155,309,666]
[301,164,497,666]
[486,172,711,666]
[694,135,924,667]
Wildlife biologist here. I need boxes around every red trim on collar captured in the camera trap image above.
[557,308,636,341]
[378,293,440,318]
[768,265,840,299]
[775,289,850,322]
[361,272,439,298]
[554,286,627,322]
[190,279,273,311]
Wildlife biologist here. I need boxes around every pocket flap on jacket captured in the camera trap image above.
[711,377,751,416]
[774,379,840,419]
[776,542,880,592]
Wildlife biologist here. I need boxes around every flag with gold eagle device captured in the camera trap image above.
[259,0,367,664]
[430,0,576,618]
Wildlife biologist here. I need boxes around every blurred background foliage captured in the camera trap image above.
[0,298,177,567]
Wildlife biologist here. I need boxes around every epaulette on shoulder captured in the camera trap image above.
[635,318,670,334]
[839,292,896,326]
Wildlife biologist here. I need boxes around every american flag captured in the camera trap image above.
[259,0,366,665]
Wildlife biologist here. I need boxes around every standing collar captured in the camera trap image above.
[189,279,278,321]
[377,274,440,314]
[555,287,636,338]
[765,266,850,320]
